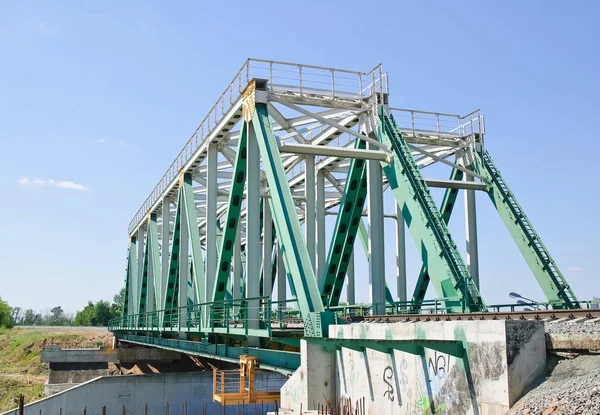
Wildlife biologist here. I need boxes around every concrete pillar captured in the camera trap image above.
[316,169,326,285]
[262,199,273,299]
[305,156,316,272]
[303,339,336,410]
[395,203,407,303]
[465,171,480,288]
[346,252,355,305]
[206,144,218,303]
[367,142,386,315]
[277,244,286,303]
[246,124,261,345]
[161,198,171,309]
[178,197,188,328]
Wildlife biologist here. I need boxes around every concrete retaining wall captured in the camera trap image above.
[280,320,545,415]
[3,372,286,415]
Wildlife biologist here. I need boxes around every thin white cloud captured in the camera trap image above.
[18,177,89,191]
[568,266,583,272]
[92,137,137,149]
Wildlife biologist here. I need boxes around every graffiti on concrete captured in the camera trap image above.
[382,366,395,402]
[398,358,412,399]
[348,358,360,386]
[415,351,459,414]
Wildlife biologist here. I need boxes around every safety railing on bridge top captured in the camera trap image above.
[128,59,388,235]
[389,107,485,143]
[108,296,303,336]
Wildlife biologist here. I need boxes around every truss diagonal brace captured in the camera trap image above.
[320,139,368,307]
[473,149,579,309]
[124,236,137,317]
[410,168,463,312]
[251,104,324,317]
[213,123,248,302]
[380,108,486,312]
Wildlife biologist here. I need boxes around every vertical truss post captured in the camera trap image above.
[346,252,355,305]
[395,204,407,303]
[213,123,247,302]
[206,144,219,307]
[381,108,485,312]
[277,244,286,303]
[316,169,326,284]
[162,190,182,323]
[367,141,386,315]
[410,168,463,312]
[247,118,262,341]
[178,190,189,328]
[464,167,480,288]
[135,227,145,316]
[262,199,273,302]
[358,219,395,304]
[125,236,137,317]
[473,149,579,309]
[181,174,205,307]
[160,198,171,310]
[250,102,325,322]
[305,155,316,270]
[140,214,159,321]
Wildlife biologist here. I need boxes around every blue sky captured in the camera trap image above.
[0,1,598,312]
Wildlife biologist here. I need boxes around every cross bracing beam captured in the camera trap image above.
[279,143,390,162]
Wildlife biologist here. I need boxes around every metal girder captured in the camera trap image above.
[356,219,395,304]
[473,149,580,309]
[251,103,324,318]
[320,138,368,307]
[380,108,486,313]
[410,168,463,312]
[306,338,464,358]
[279,143,390,162]
[424,178,487,191]
[124,237,137,317]
[213,122,248,302]
[139,214,160,315]
[162,190,182,314]
[182,173,206,306]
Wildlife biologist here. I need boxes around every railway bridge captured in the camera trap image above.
[108,59,585,413]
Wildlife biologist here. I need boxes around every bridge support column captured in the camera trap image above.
[263,198,273,299]
[464,169,480,289]
[316,169,326,285]
[178,196,189,330]
[277,244,286,303]
[367,142,386,315]
[305,155,316,271]
[206,144,218,303]
[161,197,171,311]
[395,203,407,303]
[246,121,261,346]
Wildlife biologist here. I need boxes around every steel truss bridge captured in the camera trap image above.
[110,59,580,374]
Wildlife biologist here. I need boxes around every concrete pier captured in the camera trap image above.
[280,320,546,415]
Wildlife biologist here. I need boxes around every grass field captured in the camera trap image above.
[0,327,111,412]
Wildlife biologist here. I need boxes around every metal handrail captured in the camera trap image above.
[128,59,387,236]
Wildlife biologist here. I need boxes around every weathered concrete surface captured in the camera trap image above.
[281,320,545,415]
[3,371,286,415]
[40,345,118,363]
[117,347,181,362]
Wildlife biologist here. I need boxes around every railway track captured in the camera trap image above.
[347,308,600,323]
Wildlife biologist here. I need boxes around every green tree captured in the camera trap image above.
[113,287,125,312]
[74,302,95,326]
[0,297,13,328]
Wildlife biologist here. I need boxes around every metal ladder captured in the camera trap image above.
[478,149,579,308]
[383,108,485,312]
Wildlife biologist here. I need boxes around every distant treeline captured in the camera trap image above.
[0,288,124,328]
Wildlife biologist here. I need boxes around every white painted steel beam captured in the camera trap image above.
[279,144,390,163]
[367,141,386,315]
[206,144,218,304]
[424,178,487,191]
[316,170,326,285]
[465,168,480,288]
[395,203,407,303]
[305,156,316,270]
